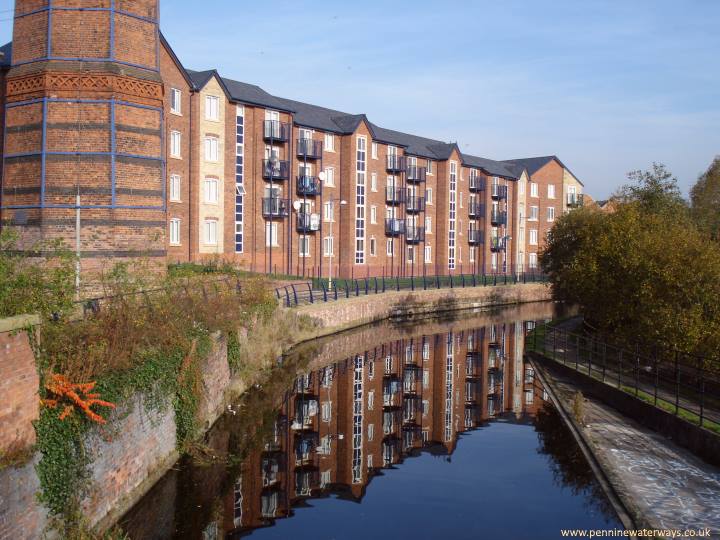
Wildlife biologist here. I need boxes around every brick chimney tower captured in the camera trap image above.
[2,0,166,285]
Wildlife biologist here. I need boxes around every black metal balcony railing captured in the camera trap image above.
[490,211,507,226]
[263,120,290,142]
[405,226,425,244]
[262,160,290,181]
[296,212,320,233]
[468,202,485,219]
[296,176,322,197]
[296,138,323,159]
[386,187,404,205]
[491,184,508,200]
[567,193,585,208]
[468,229,484,245]
[385,218,405,237]
[387,155,406,173]
[406,166,427,183]
[405,196,425,213]
[262,197,289,219]
[469,176,487,192]
[490,236,506,252]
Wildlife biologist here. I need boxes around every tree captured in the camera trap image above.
[690,156,720,241]
[615,162,687,217]
[541,165,720,368]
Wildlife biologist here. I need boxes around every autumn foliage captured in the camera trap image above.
[42,374,116,424]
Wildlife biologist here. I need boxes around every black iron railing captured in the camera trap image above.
[296,138,323,159]
[386,187,404,205]
[387,155,406,173]
[405,226,425,243]
[262,197,289,218]
[296,212,319,233]
[528,322,720,431]
[491,184,508,200]
[263,120,290,142]
[468,229,484,245]
[405,196,425,213]
[262,160,290,181]
[490,211,507,226]
[296,176,322,196]
[406,166,427,183]
[468,202,484,219]
[385,218,405,236]
[567,193,584,208]
[469,176,486,192]
[276,272,548,307]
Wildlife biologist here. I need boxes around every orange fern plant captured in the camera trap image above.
[42,374,116,424]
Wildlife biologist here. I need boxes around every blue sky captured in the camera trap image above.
[1,0,719,198]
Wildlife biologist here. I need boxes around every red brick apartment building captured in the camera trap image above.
[0,0,585,280]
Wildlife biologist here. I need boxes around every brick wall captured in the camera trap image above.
[0,329,39,453]
[524,160,564,266]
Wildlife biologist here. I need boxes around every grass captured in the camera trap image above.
[620,385,720,435]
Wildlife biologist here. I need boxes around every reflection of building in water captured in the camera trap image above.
[218,321,548,537]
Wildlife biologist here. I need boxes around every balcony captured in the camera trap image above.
[490,210,507,226]
[405,196,425,213]
[468,202,485,219]
[262,197,289,219]
[468,229,484,246]
[296,212,320,233]
[490,236,506,252]
[491,184,508,200]
[296,175,322,197]
[406,166,427,183]
[296,138,323,159]
[567,193,584,208]
[405,226,425,244]
[262,160,290,181]
[263,120,290,142]
[386,186,404,205]
[469,176,486,192]
[386,155,406,173]
[385,218,405,237]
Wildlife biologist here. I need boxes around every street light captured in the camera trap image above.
[327,198,347,291]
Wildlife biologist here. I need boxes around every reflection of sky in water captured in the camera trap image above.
[250,421,618,540]
[121,305,618,539]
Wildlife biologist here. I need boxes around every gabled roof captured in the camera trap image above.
[463,154,522,179]
[331,113,370,135]
[158,32,194,89]
[503,155,583,185]
[0,42,12,68]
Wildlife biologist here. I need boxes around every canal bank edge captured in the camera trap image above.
[294,282,552,339]
[530,352,720,536]
[528,355,643,535]
[0,282,550,538]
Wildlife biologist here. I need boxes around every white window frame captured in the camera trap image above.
[529,252,538,269]
[204,136,219,162]
[370,205,377,224]
[531,182,539,198]
[169,218,181,245]
[170,130,181,159]
[204,219,218,246]
[371,172,377,192]
[324,167,335,187]
[425,187,432,205]
[370,236,377,257]
[425,216,431,234]
[529,206,539,221]
[548,184,556,199]
[529,229,538,246]
[324,133,335,152]
[265,222,279,247]
[299,236,310,257]
[371,142,378,159]
[205,95,220,121]
[323,236,334,257]
[547,206,556,222]
[204,177,219,204]
[170,88,182,115]
[169,174,181,202]
[424,245,432,263]
[386,239,393,256]
[426,159,433,175]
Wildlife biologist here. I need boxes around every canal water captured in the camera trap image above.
[120,303,621,539]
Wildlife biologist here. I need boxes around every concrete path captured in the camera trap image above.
[533,358,720,537]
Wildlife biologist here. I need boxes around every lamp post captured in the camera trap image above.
[327,198,347,290]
